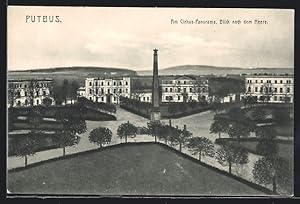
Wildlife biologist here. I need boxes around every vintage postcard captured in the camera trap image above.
[7,6,294,196]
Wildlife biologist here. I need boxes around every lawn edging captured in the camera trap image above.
[8,142,277,196]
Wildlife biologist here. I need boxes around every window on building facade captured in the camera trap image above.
[143,97,145,101]
[269,87,272,92]
[279,96,283,101]
[280,80,283,83]
[114,97,117,101]
[36,100,39,105]
[89,89,92,94]
[178,81,181,84]
[89,97,92,101]
[248,87,251,92]
[274,88,277,93]
[101,82,104,86]
[190,88,193,92]
[274,96,277,101]
[24,84,27,88]
[260,87,263,92]
[43,91,46,96]
[101,97,104,101]
[96,89,98,94]
[184,81,186,84]
[114,81,116,86]
[178,88,181,92]
[280,88,283,93]
[95,82,98,86]
[113,89,116,94]
[107,82,110,86]
[119,89,122,93]
[189,96,192,100]
[165,88,168,92]
[119,81,122,85]
[125,89,128,93]
[108,89,110,94]
[170,88,173,92]
[183,88,186,93]
[255,80,258,83]
[147,97,149,101]
[24,92,27,96]
[89,82,92,86]
[287,87,290,93]
[125,81,128,85]
[255,87,258,92]
[275,80,277,84]
[178,96,180,101]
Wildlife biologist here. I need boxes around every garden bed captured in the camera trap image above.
[8,142,271,195]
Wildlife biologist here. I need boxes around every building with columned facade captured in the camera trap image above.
[8,78,54,107]
[161,75,209,103]
[244,74,294,103]
[80,77,131,104]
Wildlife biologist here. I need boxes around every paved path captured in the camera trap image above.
[8,107,261,184]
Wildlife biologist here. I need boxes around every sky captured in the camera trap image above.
[8,7,294,71]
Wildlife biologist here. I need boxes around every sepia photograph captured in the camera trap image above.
[7,6,294,196]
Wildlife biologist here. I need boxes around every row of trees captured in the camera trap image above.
[13,105,87,166]
[209,106,292,193]
[209,106,291,140]
[77,97,116,114]
[252,125,292,193]
[210,107,256,140]
[120,96,152,114]
[86,121,249,176]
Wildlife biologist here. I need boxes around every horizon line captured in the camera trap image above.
[8,64,295,72]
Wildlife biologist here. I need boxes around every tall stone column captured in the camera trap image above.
[151,49,161,121]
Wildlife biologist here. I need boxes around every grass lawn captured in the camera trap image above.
[8,143,267,196]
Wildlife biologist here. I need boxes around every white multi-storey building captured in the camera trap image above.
[82,77,130,104]
[8,78,54,107]
[245,74,294,103]
[161,75,209,103]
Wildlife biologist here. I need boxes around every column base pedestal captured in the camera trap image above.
[151,111,161,121]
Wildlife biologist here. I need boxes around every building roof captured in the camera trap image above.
[87,76,130,80]
[246,73,293,78]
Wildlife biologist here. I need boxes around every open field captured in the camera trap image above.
[8,143,268,195]
[9,66,137,86]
